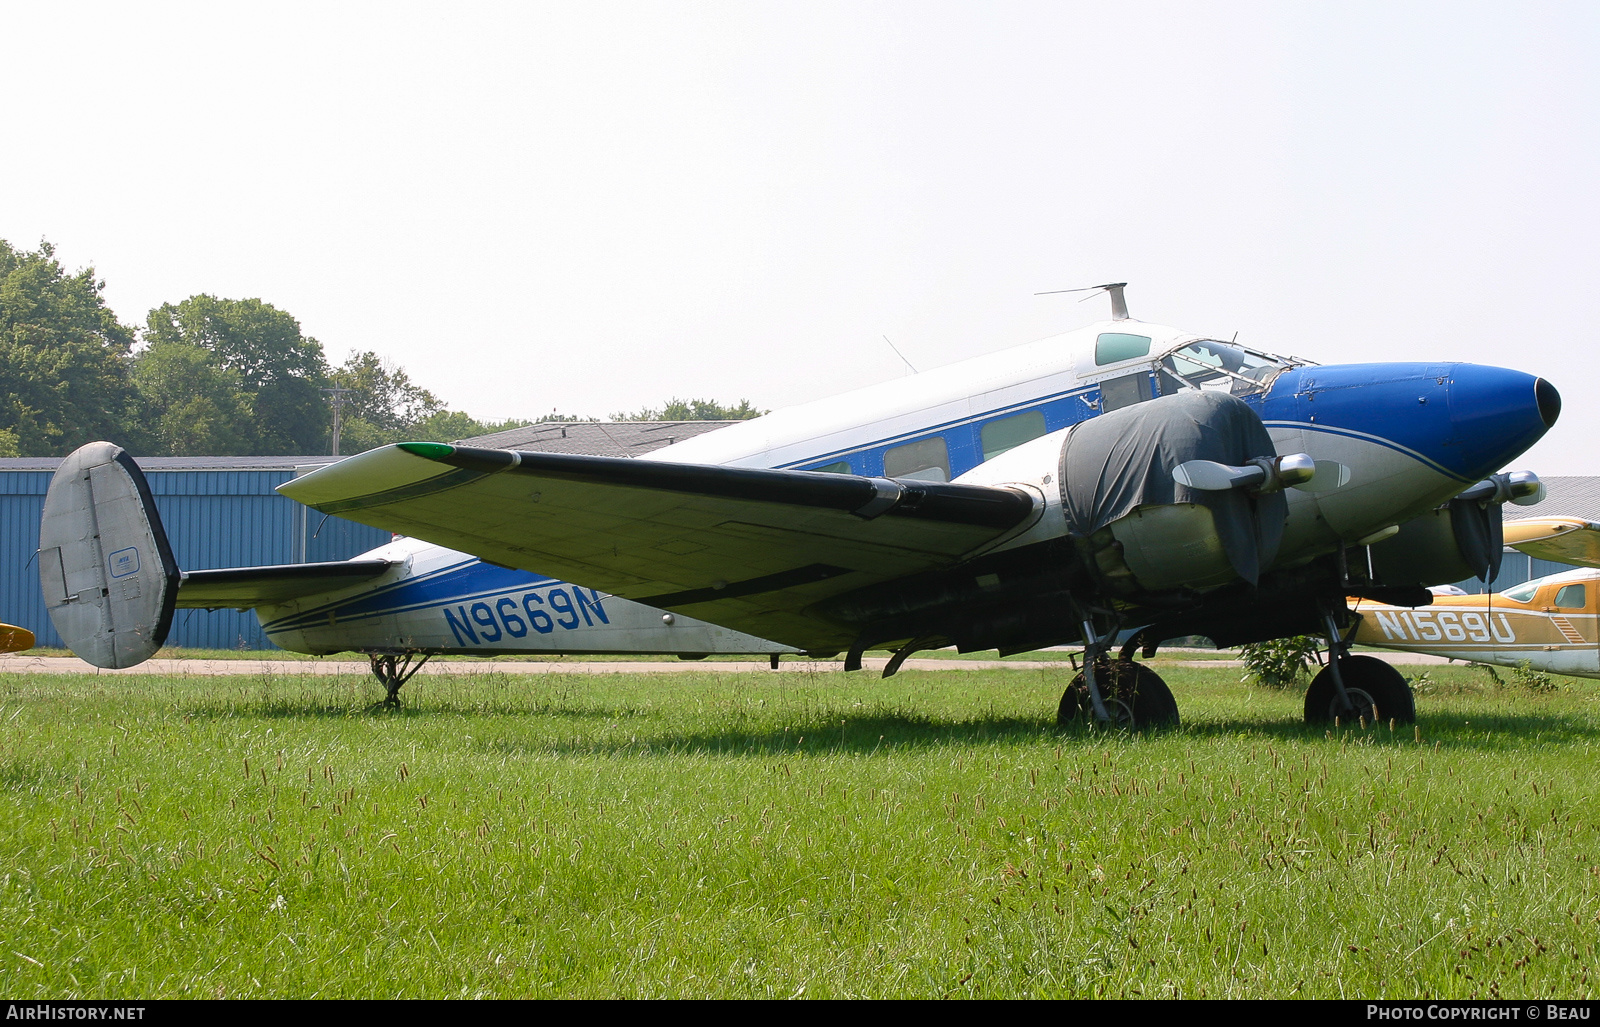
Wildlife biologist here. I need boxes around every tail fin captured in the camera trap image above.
[39,443,180,668]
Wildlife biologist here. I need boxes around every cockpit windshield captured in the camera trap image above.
[1157,340,1297,398]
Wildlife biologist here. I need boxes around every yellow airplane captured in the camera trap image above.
[0,622,35,653]
[1350,517,1600,678]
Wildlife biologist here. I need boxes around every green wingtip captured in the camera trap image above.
[397,442,456,459]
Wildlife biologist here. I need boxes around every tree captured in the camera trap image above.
[329,351,444,434]
[325,350,445,452]
[131,343,251,456]
[0,239,137,455]
[141,296,330,453]
[611,397,766,421]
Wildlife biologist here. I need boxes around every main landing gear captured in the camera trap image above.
[368,652,431,707]
[1057,658,1181,729]
[1303,609,1415,725]
[1057,616,1181,730]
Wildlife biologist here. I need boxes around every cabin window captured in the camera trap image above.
[1099,372,1152,412]
[1095,333,1152,365]
[884,437,950,481]
[806,460,853,474]
[980,410,1047,462]
[1555,584,1587,609]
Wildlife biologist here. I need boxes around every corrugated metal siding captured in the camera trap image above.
[2,468,390,650]
[1459,552,1584,596]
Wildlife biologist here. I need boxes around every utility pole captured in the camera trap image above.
[321,386,357,456]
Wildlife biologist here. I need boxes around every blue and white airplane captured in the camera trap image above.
[40,286,1559,727]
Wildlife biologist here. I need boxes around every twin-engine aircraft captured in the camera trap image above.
[1349,517,1600,680]
[40,286,1561,728]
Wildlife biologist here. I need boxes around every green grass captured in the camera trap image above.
[1,664,1597,998]
[21,644,1233,663]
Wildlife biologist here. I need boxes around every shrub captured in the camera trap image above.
[1239,635,1322,689]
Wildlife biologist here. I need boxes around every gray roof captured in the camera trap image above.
[461,420,736,457]
[1505,476,1600,523]
[0,422,738,471]
[0,454,345,472]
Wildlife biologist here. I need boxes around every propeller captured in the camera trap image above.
[1173,453,1320,493]
[1456,470,1542,506]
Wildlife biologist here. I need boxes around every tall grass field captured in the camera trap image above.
[1,662,1597,998]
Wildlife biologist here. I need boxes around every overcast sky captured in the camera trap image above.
[3,1,1596,473]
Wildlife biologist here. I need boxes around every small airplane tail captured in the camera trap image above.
[39,443,397,670]
[39,442,181,669]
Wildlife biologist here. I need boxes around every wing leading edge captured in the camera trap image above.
[1504,517,1600,568]
[278,443,1037,649]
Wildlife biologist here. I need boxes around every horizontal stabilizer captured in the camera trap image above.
[1504,516,1600,568]
[179,560,394,609]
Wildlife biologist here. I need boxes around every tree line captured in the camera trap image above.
[0,239,762,458]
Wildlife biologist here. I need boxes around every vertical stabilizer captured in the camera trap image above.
[39,443,180,668]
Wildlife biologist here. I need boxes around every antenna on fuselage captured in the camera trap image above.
[1035,282,1129,320]
[882,335,918,374]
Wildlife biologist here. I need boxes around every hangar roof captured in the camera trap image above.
[0,422,738,471]
[1505,477,1600,524]
[460,420,735,457]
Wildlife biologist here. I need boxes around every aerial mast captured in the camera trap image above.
[1034,282,1129,320]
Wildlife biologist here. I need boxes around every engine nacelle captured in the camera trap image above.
[1059,391,1288,596]
[956,391,1293,598]
[1369,495,1506,587]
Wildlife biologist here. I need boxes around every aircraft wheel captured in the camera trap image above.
[1303,655,1415,725]
[1058,661,1180,730]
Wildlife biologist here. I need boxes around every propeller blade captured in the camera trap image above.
[1174,459,1258,491]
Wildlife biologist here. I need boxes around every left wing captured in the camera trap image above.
[279,443,1037,650]
[1504,517,1600,568]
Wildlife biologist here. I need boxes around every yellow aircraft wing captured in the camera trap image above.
[0,623,35,654]
[1504,517,1600,568]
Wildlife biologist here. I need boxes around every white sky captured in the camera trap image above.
[3,1,1596,473]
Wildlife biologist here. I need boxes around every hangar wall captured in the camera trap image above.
[0,457,392,650]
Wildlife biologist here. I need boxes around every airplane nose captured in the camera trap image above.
[1447,365,1558,475]
[1536,377,1562,429]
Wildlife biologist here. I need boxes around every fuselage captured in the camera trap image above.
[1352,569,1600,678]
[259,317,1556,656]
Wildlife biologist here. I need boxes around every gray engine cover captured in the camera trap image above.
[39,442,179,668]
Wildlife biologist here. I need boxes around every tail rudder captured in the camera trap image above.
[39,443,179,669]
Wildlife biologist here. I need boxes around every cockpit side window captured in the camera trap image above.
[1159,340,1288,397]
[1095,333,1152,365]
